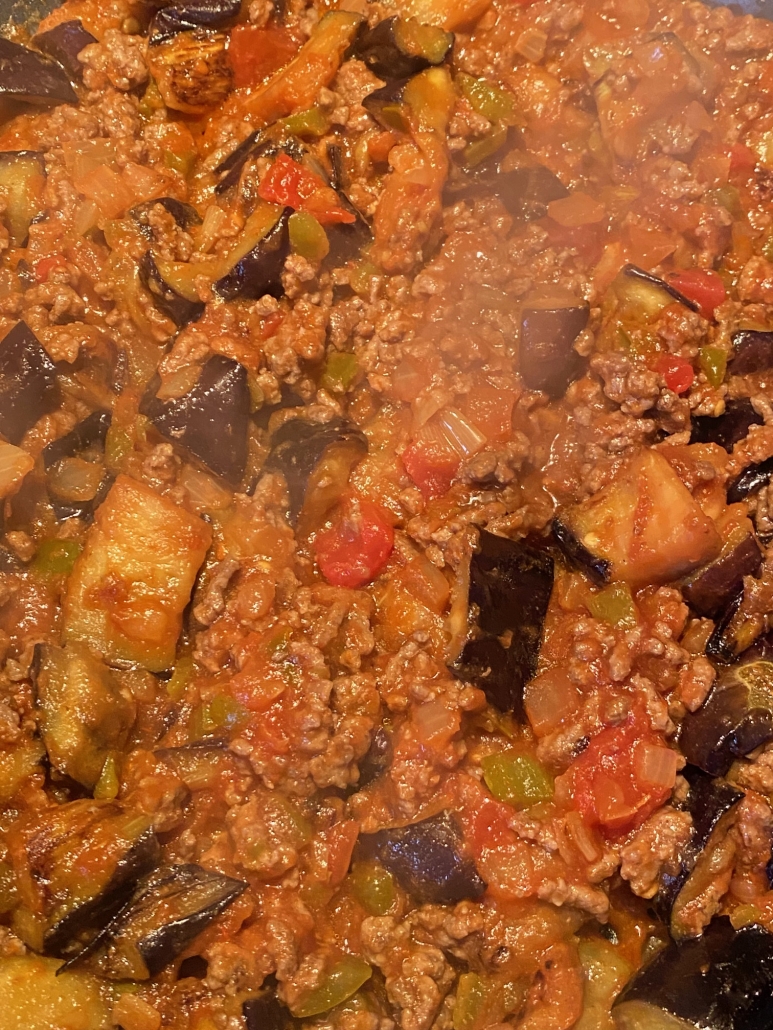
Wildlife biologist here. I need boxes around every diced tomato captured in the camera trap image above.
[543,218,605,265]
[729,142,757,175]
[228,23,301,90]
[402,427,461,499]
[666,268,727,319]
[314,496,394,588]
[34,255,66,282]
[258,153,355,226]
[654,353,695,395]
[324,820,360,885]
[557,714,676,835]
[461,386,517,441]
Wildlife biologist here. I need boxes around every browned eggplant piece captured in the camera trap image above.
[214,207,292,301]
[621,263,700,313]
[0,321,59,445]
[362,78,411,131]
[728,456,773,505]
[140,355,250,485]
[444,157,569,223]
[519,303,589,397]
[263,416,368,524]
[732,329,773,375]
[705,587,746,665]
[657,768,742,930]
[0,37,77,105]
[682,533,763,618]
[42,410,111,469]
[357,726,392,789]
[130,197,202,236]
[454,530,554,717]
[36,643,135,790]
[214,132,306,195]
[349,17,453,79]
[11,799,159,959]
[149,0,242,43]
[139,251,205,328]
[326,194,372,266]
[690,398,763,451]
[32,20,96,81]
[0,151,46,246]
[243,988,293,1030]
[551,518,611,583]
[364,812,485,905]
[75,864,248,979]
[148,30,233,113]
[613,917,773,1030]
[680,659,773,776]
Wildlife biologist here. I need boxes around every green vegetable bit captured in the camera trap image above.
[289,210,329,262]
[350,860,395,915]
[281,106,331,138]
[481,751,553,809]
[462,123,508,168]
[190,694,248,739]
[291,956,372,1017]
[321,351,359,394]
[457,73,514,122]
[588,581,638,629]
[93,755,120,800]
[698,345,727,388]
[32,539,82,577]
[453,973,489,1030]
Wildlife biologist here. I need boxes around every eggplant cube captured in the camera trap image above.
[0,37,78,105]
[366,811,486,905]
[519,303,589,397]
[682,533,763,618]
[0,320,60,445]
[83,863,248,979]
[732,329,773,375]
[690,398,763,452]
[455,530,554,717]
[613,917,773,1030]
[140,355,250,485]
[679,660,773,777]
[33,20,97,81]
[36,643,136,790]
[556,450,722,586]
[63,475,212,671]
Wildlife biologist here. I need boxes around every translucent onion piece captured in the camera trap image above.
[0,442,33,499]
[634,741,679,791]
[437,408,487,457]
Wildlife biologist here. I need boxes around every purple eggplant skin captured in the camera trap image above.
[682,534,763,619]
[42,410,111,469]
[365,812,486,905]
[362,78,410,130]
[357,726,392,790]
[263,416,368,523]
[728,456,773,505]
[213,207,292,302]
[349,17,453,80]
[0,37,77,105]
[690,398,763,452]
[454,531,554,718]
[130,197,202,236]
[613,917,773,1030]
[656,767,743,921]
[519,304,589,397]
[32,20,96,82]
[551,518,612,584]
[44,827,160,960]
[243,987,292,1030]
[679,661,773,776]
[73,863,248,978]
[0,321,60,445]
[705,587,746,666]
[139,251,205,328]
[326,199,372,267]
[149,0,242,44]
[444,158,569,223]
[732,329,773,375]
[622,263,701,314]
[140,355,250,485]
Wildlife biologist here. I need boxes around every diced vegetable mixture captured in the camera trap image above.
[6,0,773,1025]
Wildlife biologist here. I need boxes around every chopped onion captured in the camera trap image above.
[634,740,679,791]
[437,408,487,458]
[73,198,100,237]
[47,457,103,502]
[194,203,229,255]
[414,698,460,747]
[0,442,33,499]
[412,386,450,429]
[564,810,601,863]
[524,668,581,736]
[180,466,233,511]
[547,191,606,228]
[515,26,547,63]
[392,359,426,403]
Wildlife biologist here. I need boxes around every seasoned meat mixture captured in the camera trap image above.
[2,0,773,1026]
